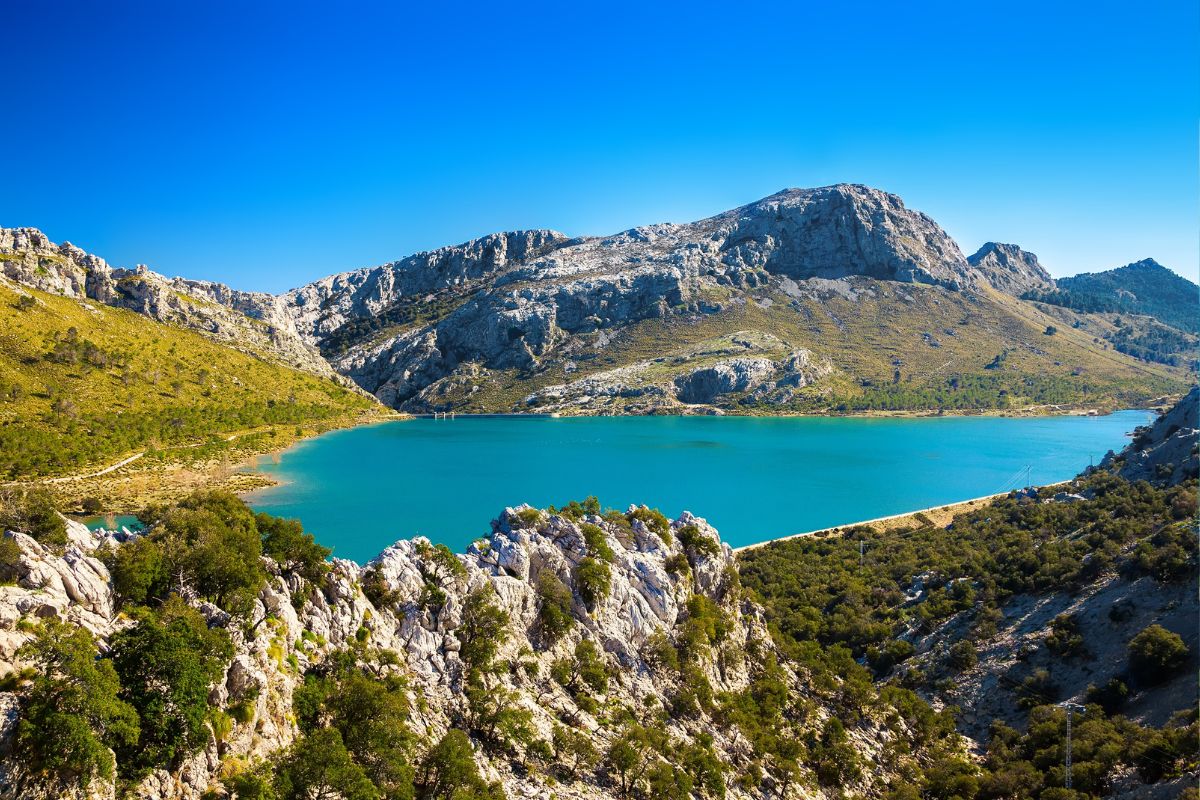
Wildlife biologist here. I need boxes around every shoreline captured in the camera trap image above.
[17,410,407,513]
[733,482,1072,554]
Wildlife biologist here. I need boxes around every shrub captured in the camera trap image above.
[101,535,167,607]
[361,564,401,609]
[946,640,978,672]
[1045,613,1085,656]
[1085,678,1128,713]
[122,490,267,615]
[626,506,671,543]
[580,523,615,561]
[664,553,690,577]
[677,524,720,558]
[576,557,611,607]
[513,508,542,528]
[417,728,500,800]
[1017,668,1058,708]
[275,728,379,800]
[644,630,680,673]
[0,487,67,551]
[1128,624,1188,685]
[257,512,330,581]
[14,619,139,787]
[109,596,233,776]
[536,571,574,643]
[551,496,601,521]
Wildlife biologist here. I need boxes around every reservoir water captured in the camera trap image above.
[245,411,1150,562]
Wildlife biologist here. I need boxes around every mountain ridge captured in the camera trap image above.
[3,185,1193,417]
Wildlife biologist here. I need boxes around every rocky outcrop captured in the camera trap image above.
[521,331,833,414]
[674,358,777,404]
[0,229,338,379]
[1099,386,1199,486]
[967,242,1055,294]
[1,505,903,800]
[0,520,121,696]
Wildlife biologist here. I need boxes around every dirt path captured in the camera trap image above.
[38,451,146,484]
[6,432,250,488]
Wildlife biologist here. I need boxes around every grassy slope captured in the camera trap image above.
[0,282,379,479]
[427,280,1189,413]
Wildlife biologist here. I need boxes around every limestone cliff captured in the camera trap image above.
[0,505,930,800]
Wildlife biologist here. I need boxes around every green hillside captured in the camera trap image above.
[0,283,378,479]
[1024,260,1199,334]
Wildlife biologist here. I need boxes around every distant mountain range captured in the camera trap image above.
[3,185,1194,416]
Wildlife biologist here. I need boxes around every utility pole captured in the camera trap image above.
[1061,701,1084,789]
[859,540,865,566]
[1064,706,1071,789]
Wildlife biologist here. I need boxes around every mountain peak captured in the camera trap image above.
[967,241,1054,294]
[1121,257,1168,272]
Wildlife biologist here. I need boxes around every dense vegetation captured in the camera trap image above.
[1104,318,1198,368]
[740,473,1199,799]
[0,284,376,478]
[1024,260,1199,334]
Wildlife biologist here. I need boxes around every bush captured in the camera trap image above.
[109,596,233,775]
[0,487,67,551]
[535,571,574,643]
[579,523,614,561]
[105,491,268,615]
[627,506,671,543]
[14,619,139,787]
[417,728,501,800]
[1085,678,1128,713]
[275,728,378,800]
[1128,624,1188,685]
[576,557,611,608]
[257,512,330,581]
[512,508,542,528]
[946,640,978,672]
[677,524,720,558]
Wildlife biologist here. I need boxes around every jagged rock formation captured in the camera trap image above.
[275,185,1187,413]
[1099,385,1199,485]
[0,229,338,379]
[0,505,922,800]
[966,242,1055,295]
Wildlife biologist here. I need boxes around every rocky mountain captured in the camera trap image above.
[1100,384,1199,486]
[277,185,1187,414]
[4,187,1192,417]
[966,242,1054,295]
[0,228,338,379]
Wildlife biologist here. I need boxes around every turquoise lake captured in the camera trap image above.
[244,411,1149,563]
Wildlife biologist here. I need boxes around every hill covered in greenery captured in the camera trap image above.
[0,281,378,479]
[739,423,1199,798]
[1026,260,1198,334]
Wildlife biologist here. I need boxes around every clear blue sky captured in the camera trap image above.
[4,0,1196,292]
